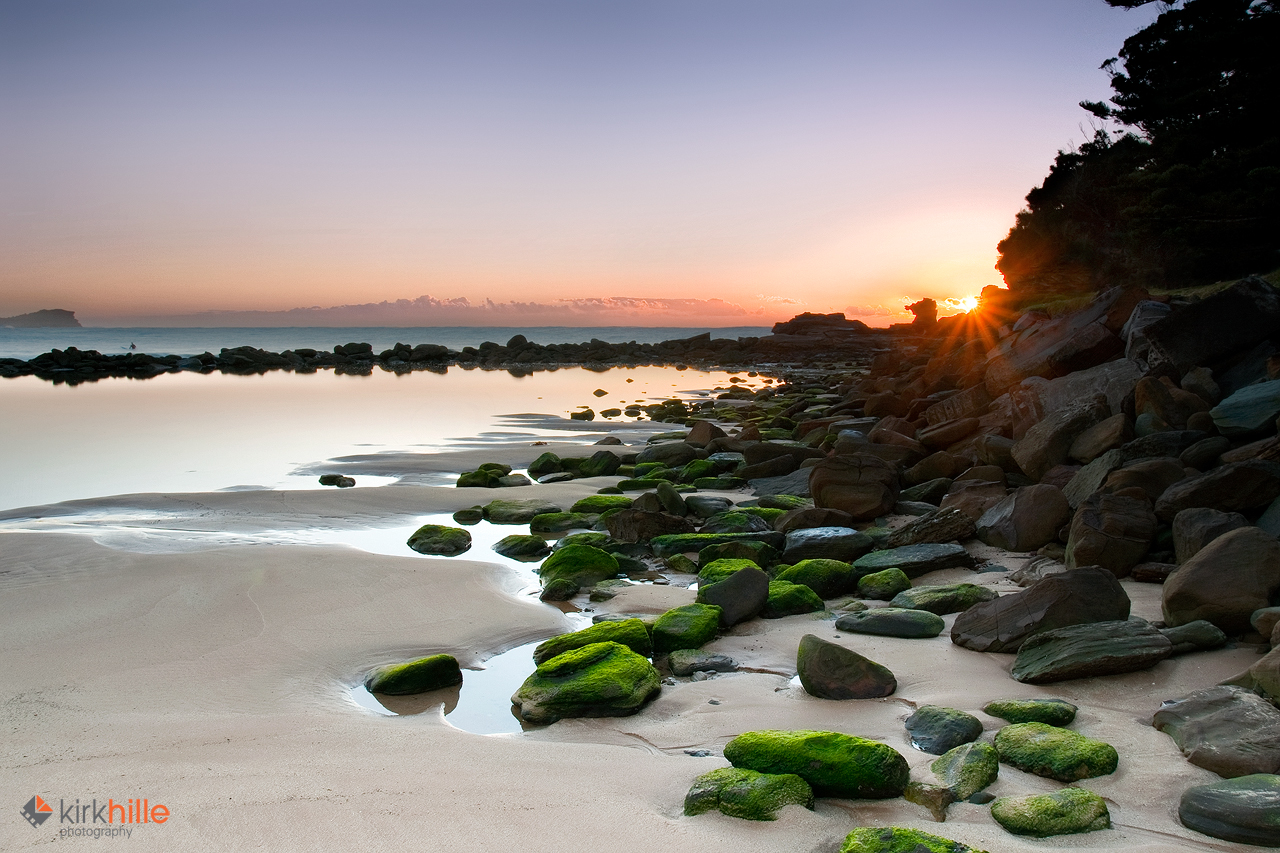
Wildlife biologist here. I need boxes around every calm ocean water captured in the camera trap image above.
[0,325,772,360]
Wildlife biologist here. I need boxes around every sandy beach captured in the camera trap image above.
[0,422,1259,853]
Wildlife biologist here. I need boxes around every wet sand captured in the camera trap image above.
[0,428,1257,852]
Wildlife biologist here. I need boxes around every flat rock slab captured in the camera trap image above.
[851,543,975,579]
[834,607,944,639]
[1152,685,1280,778]
[1012,619,1172,684]
[782,527,874,563]
[889,582,996,615]
[1179,774,1280,847]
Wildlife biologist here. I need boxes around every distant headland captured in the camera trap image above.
[0,309,82,328]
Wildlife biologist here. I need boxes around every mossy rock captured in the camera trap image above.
[694,476,748,490]
[632,462,667,477]
[651,531,782,557]
[538,544,620,588]
[736,506,786,524]
[617,478,663,491]
[452,506,484,525]
[493,534,552,561]
[701,511,771,534]
[652,603,722,655]
[406,524,472,556]
[530,511,596,533]
[578,450,622,477]
[763,580,825,618]
[457,469,502,487]
[510,641,659,724]
[697,558,761,587]
[725,730,909,799]
[683,767,814,820]
[589,578,633,601]
[984,698,1077,727]
[857,568,912,600]
[698,540,780,567]
[665,554,699,574]
[597,486,624,495]
[533,618,653,664]
[482,498,563,523]
[555,531,611,550]
[991,787,1110,837]
[527,451,563,478]
[994,722,1118,782]
[840,826,987,853]
[775,558,855,599]
[931,741,999,800]
[680,459,720,483]
[889,582,998,615]
[364,654,463,695]
[539,578,579,601]
[571,495,634,514]
[759,494,812,510]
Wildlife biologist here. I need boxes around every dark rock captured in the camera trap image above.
[809,455,900,520]
[1212,378,1280,437]
[1163,526,1280,634]
[796,634,896,700]
[1160,619,1228,655]
[774,506,854,534]
[852,543,974,579]
[684,495,733,518]
[636,441,697,467]
[749,468,811,498]
[1068,413,1131,464]
[1064,492,1157,577]
[605,509,695,543]
[834,607,945,639]
[977,485,1071,552]
[365,653,462,695]
[697,566,770,626]
[1153,685,1280,778]
[578,450,622,477]
[650,531,784,557]
[1142,277,1280,376]
[883,507,975,548]
[1180,435,1232,469]
[1011,398,1109,482]
[904,705,983,755]
[1179,774,1280,847]
[938,478,1007,520]
[1101,457,1187,503]
[782,527,874,563]
[899,477,953,505]
[1011,618,1173,684]
[1172,507,1249,564]
[701,510,770,534]
[1155,459,1280,522]
[668,649,738,676]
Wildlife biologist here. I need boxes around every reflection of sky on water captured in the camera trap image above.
[0,365,757,511]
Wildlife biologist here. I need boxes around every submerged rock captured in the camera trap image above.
[724,729,909,799]
[683,767,814,821]
[406,524,472,557]
[510,641,660,724]
[364,653,463,695]
[796,634,896,700]
[994,722,1118,782]
[991,787,1110,838]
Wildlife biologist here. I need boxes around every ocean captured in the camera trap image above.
[0,325,772,360]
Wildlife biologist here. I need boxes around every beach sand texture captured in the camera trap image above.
[0,437,1258,851]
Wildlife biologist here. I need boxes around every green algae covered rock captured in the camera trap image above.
[406,524,472,556]
[724,730,909,799]
[365,654,463,695]
[737,506,787,524]
[698,558,761,587]
[665,553,699,574]
[994,722,1118,782]
[483,498,563,523]
[775,558,855,599]
[701,510,771,534]
[452,506,484,525]
[984,698,1077,726]
[699,540,780,567]
[931,741,999,800]
[510,641,660,724]
[493,534,552,561]
[991,787,1110,837]
[457,466,507,488]
[683,767,814,820]
[534,619,652,664]
[527,451,562,478]
[679,458,721,483]
[763,580,825,618]
[555,531,611,550]
[652,603,722,655]
[539,578,579,601]
[759,494,812,510]
[538,544,620,588]
[571,495,634,514]
[840,826,987,853]
[856,567,912,600]
[889,582,998,615]
[529,511,595,533]
[651,531,783,558]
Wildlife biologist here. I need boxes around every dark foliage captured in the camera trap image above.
[997,0,1280,293]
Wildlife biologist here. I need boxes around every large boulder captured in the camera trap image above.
[510,642,660,724]
[683,768,813,821]
[781,527,874,563]
[1172,507,1249,564]
[991,788,1110,838]
[636,441,697,467]
[1063,492,1157,577]
[976,485,1071,552]
[605,509,696,543]
[939,478,1008,520]
[365,654,463,695]
[1152,685,1280,778]
[1011,398,1109,482]
[951,565,1130,653]
[994,722,1118,782]
[724,730,909,799]
[1212,379,1280,437]
[1142,276,1280,376]
[1162,526,1280,634]
[851,543,974,579]
[774,507,854,534]
[1010,619,1173,684]
[809,455,900,520]
[883,507,975,548]
[1154,459,1280,522]
[1100,457,1187,503]
[1179,774,1280,847]
[796,634,896,700]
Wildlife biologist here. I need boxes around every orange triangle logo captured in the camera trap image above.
[35,796,52,813]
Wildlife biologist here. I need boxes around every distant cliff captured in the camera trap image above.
[0,309,82,328]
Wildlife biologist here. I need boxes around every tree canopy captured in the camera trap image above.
[996,0,1279,294]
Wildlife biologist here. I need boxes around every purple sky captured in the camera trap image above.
[0,1,1159,326]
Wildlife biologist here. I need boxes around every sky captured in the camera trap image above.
[0,1,1161,327]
